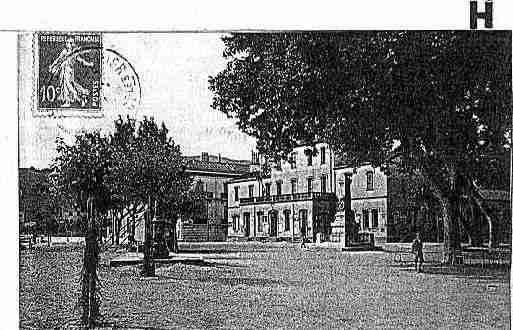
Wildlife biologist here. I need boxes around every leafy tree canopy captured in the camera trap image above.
[209,31,511,192]
[51,116,195,222]
[105,116,194,221]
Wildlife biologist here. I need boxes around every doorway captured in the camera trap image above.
[243,212,250,237]
[269,211,278,237]
[299,209,308,237]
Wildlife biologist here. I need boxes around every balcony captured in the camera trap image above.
[239,192,337,205]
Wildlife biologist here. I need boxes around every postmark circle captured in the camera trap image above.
[102,48,142,116]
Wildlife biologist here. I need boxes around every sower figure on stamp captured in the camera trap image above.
[49,36,94,107]
[412,232,424,272]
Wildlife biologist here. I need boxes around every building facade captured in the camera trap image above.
[227,143,338,241]
[227,144,511,246]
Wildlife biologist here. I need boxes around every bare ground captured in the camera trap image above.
[19,242,510,329]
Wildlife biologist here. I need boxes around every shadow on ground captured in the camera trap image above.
[395,263,510,281]
[157,274,296,287]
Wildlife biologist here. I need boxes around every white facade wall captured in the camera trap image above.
[227,143,337,240]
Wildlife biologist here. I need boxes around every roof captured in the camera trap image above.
[184,155,251,165]
[228,172,271,183]
[185,159,250,175]
[479,189,510,202]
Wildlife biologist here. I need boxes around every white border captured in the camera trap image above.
[0,1,511,329]
[0,1,511,30]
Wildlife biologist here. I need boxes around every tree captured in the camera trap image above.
[51,132,112,327]
[209,32,511,261]
[19,168,57,235]
[105,116,194,275]
[51,116,196,325]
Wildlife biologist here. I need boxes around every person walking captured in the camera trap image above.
[300,223,307,248]
[412,232,424,272]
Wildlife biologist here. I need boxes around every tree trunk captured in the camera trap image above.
[170,221,179,253]
[115,209,121,245]
[440,198,455,264]
[424,173,459,264]
[467,177,496,248]
[142,196,155,277]
[471,194,496,248]
[129,208,136,246]
[467,201,483,246]
[81,196,100,327]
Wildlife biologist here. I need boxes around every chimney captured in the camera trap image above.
[201,152,209,161]
[218,153,222,163]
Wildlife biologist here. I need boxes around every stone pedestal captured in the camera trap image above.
[331,212,348,247]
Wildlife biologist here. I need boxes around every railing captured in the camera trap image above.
[239,192,336,205]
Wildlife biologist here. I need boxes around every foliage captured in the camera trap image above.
[210,31,510,177]
[105,116,194,223]
[51,132,112,213]
[19,168,57,233]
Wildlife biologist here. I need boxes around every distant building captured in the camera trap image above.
[177,152,251,242]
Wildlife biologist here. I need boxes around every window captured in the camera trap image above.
[291,179,297,194]
[338,180,344,196]
[248,185,254,198]
[320,147,326,164]
[198,180,206,192]
[234,186,239,201]
[276,181,282,196]
[232,215,239,231]
[290,152,297,169]
[265,183,271,197]
[366,171,374,191]
[306,150,313,166]
[362,210,369,229]
[320,175,327,193]
[275,160,282,171]
[257,212,263,232]
[372,209,379,228]
[284,210,291,231]
[307,177,313,193]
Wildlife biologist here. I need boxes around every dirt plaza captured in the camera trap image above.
[20,242,510,329]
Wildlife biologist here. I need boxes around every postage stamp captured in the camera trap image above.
[35,32,102,115]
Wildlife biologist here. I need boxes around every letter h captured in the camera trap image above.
[470,0,493,29]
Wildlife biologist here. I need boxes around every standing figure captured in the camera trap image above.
[300,223,307,248]
[412,232,424,272]
[49,37,94,107]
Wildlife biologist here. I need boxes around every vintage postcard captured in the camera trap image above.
[10,2,513,330]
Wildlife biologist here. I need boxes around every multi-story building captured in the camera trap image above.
[227,144,510,246]
[177,152,251,241]
[227,143,338,241]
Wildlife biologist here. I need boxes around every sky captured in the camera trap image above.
[18,33,256,169]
